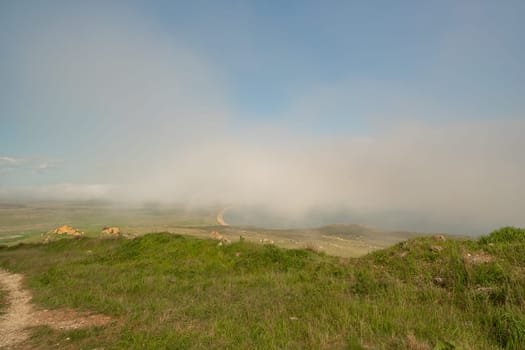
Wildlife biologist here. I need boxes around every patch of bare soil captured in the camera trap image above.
[463,251,494,265]
[0,269,111,349]
[0,270,32,348]
[32,308,112,331]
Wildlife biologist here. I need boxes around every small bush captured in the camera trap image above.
[35,267,65,286]
[347,337,366,350]
[488,309,525,349]
[351,269,389,295]
[479,227,525,244]
[470,262,508,286]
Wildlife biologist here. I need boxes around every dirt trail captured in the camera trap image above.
[0,268,111,349]
[0,269,33,348]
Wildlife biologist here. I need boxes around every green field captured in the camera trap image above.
[0,201,217,238]
[1,227,524,349]
[0,201,425,257]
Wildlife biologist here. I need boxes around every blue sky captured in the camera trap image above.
[145,0,525,118]
[1,1,524,233]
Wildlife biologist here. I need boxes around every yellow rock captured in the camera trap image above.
[102,227,121,235]
[50,225,83,236]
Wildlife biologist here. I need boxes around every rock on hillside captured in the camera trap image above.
[102,227,121,236]
[49,225,83,237]
[42,225,84,243]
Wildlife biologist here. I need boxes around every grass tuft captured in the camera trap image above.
[479,226,525,244]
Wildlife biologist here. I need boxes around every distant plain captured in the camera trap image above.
[0,201,426,257]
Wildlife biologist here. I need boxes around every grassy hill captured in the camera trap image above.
[193,223,422,257]
[1,227,524,349]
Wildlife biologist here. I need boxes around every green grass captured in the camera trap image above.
[1,229,524,349]
[0,201,421,256]
[479,226,525,244]
[0,201,218,242]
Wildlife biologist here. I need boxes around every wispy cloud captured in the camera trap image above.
[0,156,25,175]
[0,156,23,165]
[0,156,59,176]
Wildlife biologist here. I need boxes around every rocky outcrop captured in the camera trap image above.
[42,225,83,243]
[50,225,83,236]
[102,227,121,236]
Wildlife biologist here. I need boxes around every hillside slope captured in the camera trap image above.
[0,227,524,349]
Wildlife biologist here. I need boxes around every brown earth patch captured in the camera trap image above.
[0,269,112,348]
[463,252,494,265]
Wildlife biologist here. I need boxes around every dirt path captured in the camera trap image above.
[216,208,229,226]
[0,269,33,348]
[0,268,112,349]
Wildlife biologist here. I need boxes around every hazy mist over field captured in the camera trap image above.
[1,1,524,234]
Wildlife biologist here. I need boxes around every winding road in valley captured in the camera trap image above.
[216,208,229,226]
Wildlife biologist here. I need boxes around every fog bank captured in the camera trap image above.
[1,1,524,234]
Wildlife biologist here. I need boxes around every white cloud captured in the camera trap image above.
[0,156,22,165]
[0,156,59,176]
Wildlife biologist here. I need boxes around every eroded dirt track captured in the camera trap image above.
[0,268,111,349]
[0,269,33,348]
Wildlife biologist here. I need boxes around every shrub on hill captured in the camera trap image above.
[479,226,525,244]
